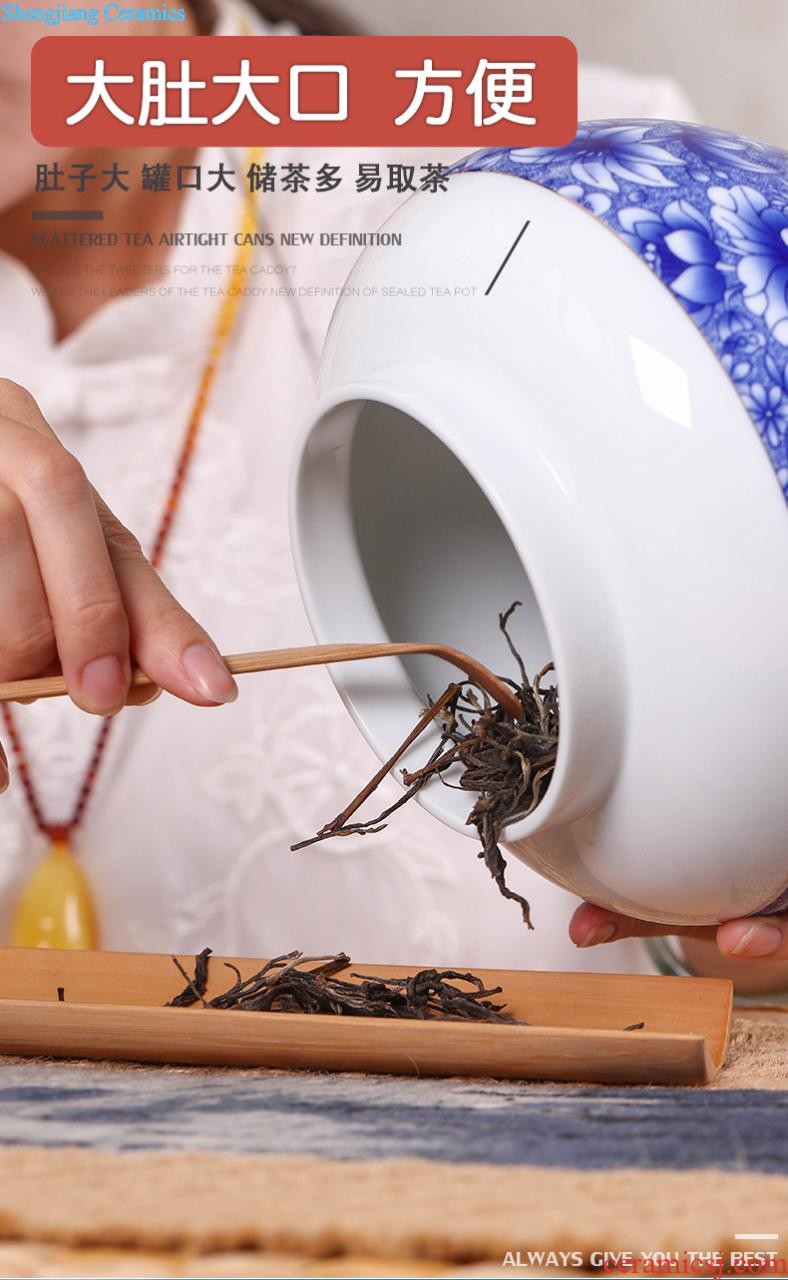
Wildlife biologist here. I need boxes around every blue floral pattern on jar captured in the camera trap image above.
[450,121,788,502]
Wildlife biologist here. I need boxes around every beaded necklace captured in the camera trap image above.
[4,152,261,948]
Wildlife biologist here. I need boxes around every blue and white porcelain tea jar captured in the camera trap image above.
[292,120,788,926]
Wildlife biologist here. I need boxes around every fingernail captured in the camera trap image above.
[80,655,126,712]
[0,742,8,795]
[725,922,784,958]
[577,922,617,948]
[181,644,237,704]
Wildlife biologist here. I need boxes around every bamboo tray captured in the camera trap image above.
[0,948,732,1086]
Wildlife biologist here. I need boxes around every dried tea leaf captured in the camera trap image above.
[169,950,524,1024]
[291,604,558,928]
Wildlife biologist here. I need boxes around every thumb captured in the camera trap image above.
[716,916,788,960]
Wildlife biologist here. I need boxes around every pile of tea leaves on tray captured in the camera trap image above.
[168,947,522,1024]
[292,603,559,929]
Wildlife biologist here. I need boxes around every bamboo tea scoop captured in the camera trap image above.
[0,643,523,718]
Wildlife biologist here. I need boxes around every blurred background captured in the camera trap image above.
[332,0,785,146]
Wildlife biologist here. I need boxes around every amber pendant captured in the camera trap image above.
[11,837,98,950]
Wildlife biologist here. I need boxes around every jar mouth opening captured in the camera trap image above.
[293,391,572,840]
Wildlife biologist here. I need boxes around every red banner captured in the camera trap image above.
[31,35,577,148]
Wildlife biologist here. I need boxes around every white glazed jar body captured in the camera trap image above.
[291,173,788,926]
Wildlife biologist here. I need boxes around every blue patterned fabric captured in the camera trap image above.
[1,1063,787,1173]
[450,121,788,502]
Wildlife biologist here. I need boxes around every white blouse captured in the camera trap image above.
[0,4,695,969]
